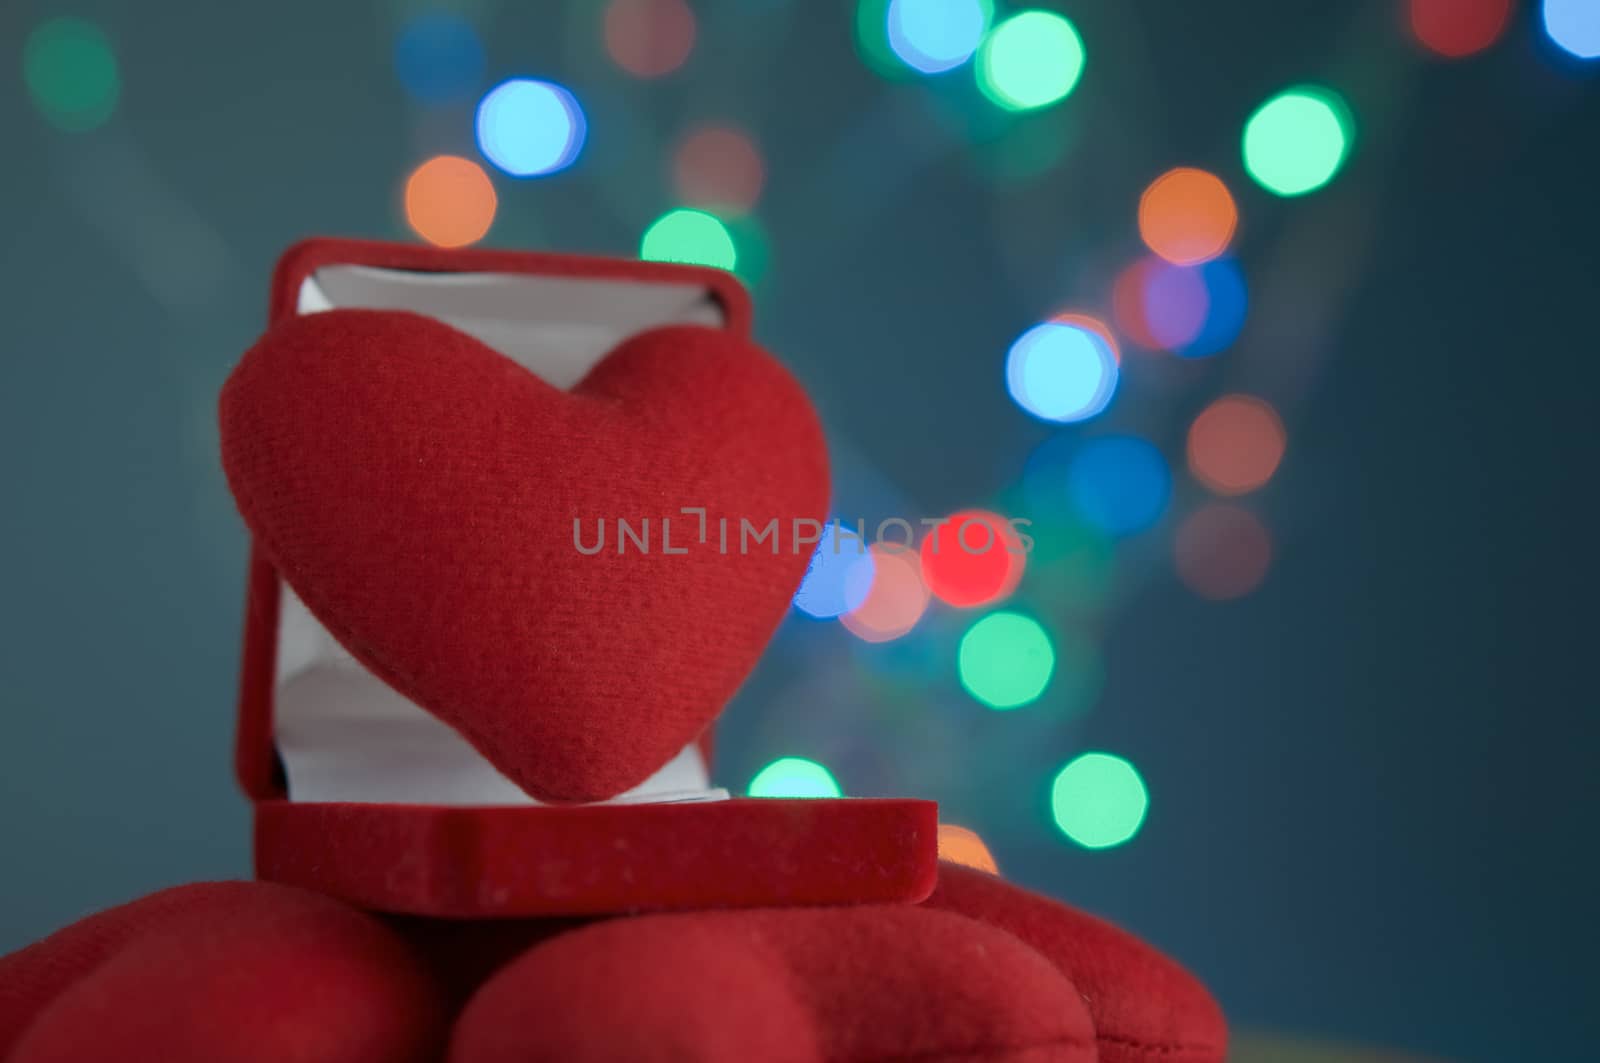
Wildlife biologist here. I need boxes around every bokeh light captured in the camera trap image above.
[673,125,765,217]
[937,824,999,874]
[1112,258,1164,350]
[476,78,587,177]
[1005,322,1119,423]
[888,0,991,74]
[1177,258,1248,358]
[404,156,497,248]
[1408,0,1512,58]
[958,611,1055,710]
[1068,436,1171,536]
[23,18,119,133]
[1051,752,1149,849]
[977,10,1085,111]
[1175,504,1274,601]
[1049,311,1121,363]
[1142,262,1211,351]
[920,510,1025,608]
[748,756,842,798]
[604,0,697,78]
[394,12,484,103]
[841,544,931,643]
[640,208,738,270]
[1188,394,1287,495]
[1545,0,1600,58]
[1242,87,1353,197]
[794,524,875,619]
[1138,168,1238,266]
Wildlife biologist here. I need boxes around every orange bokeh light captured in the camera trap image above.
[840,544,930,643]
[1138,167,1238,266]
[1049,310,1121,363]
[404,155,496,249]
[919,509,1025,609]
[673,124,765,217]
[1175,504,1273,601]
[1409,0,1511,58]
[937,824,1000,875]
[1187,394,1287,495]
[604,0,696,78]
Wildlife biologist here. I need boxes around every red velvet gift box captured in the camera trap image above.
[0,238,1226,1063]
[229,238,937,918]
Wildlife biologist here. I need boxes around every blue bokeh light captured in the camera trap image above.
[394,13,485,104]
[475,78,587,177]
[887,0,989,74]
[794,524,876,619]
[1068,436,1171,536]
[1005,322,1119,424]
[1178,258,1248,358]
[1545,0,1600,58]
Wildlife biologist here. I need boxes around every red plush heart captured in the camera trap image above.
[220,310,828,803]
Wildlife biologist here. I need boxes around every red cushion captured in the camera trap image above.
[219,311,828,804]
[450,904,1097,1063]
[2,874,1225,1062]
[924,864,1228,1063]
[0,882,447,1063]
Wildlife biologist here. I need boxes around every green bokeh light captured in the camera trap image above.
[1050,752,1148,849]
[640,208,738,270]
[1241,86,1353,197]
[977,11,1085,112]
[23,18,120,133]
[748,756,842,798]
[958,611,1055,709]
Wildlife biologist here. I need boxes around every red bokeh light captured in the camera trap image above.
[919,510,1026,609]
[1408,0,1512,58]
[1175,504,1273,601]
[673,124,765,217]
[1187,394,1288,495]
[604,0,696,78]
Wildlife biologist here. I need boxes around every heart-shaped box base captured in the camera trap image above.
[256,798,939,917]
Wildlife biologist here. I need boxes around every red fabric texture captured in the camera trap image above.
[254,797,939,917]
[220,310,829,804]
[449,903,1097,1063]
[0,882,446,1063]
[925,865,1228,1063]
[0,866,1223,1062]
